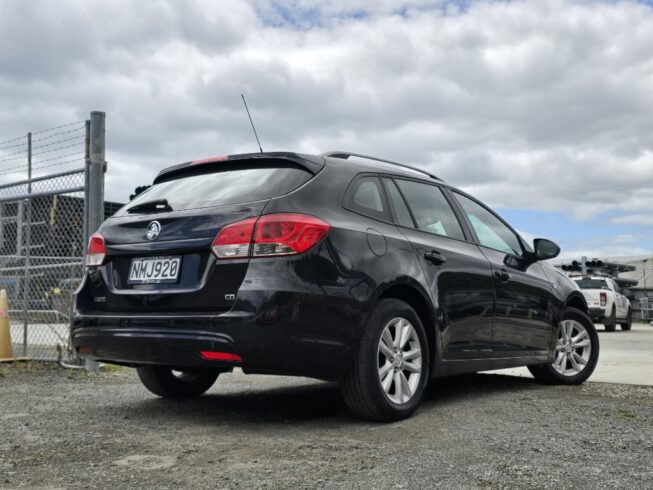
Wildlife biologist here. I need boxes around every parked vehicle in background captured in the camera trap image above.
[72,151,600,422]
[572,276,632,331]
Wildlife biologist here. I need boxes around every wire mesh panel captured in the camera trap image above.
[0,121,88,362]
[639,297,653,322]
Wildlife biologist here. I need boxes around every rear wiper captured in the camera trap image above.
[126,199,173,214]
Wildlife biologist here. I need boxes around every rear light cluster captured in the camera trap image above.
[84,213,330,268]
[600,292,607,307]
[212,213,330,260]
[86,233,107,267]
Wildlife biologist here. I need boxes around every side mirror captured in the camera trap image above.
[533,238,560,261]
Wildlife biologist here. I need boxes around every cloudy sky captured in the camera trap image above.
[1,0,652,258]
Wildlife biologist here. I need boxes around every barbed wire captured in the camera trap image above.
[0,120,84,146]
[32,134,85,151]
[0,133,26,147]
[0,148,85,174]
[32,125,85,144]
[32,151,84,167]
[0,155,85,177]
[0,144,84,164]
[0,147,28,160]
[32,120,85,135]
[0,163,30,176]
[31,143,83,159]
[0,120,86,178]
[0,151,28,164]
[33,158,85,172]
[0,139,27,152]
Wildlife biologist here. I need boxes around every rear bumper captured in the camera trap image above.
[588,307,605,320]
[72,309,359,381]
[72,317,237,367]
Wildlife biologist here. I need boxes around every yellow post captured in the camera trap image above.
[0,289,15,360]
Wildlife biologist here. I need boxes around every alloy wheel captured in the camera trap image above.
[553,320,592,376]
[377,317,423,404]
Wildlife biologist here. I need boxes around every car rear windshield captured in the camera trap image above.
[574,279,608,289]
[117,162,313,215]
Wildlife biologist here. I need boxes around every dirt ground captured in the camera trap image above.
[1,363,651,489]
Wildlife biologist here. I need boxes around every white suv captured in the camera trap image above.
[572,276,632,331]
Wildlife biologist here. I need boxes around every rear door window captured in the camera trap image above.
[119,162,313,215]
[394,179,465,240]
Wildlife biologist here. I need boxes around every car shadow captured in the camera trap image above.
[115,373,546,426]
[424,373,544,403]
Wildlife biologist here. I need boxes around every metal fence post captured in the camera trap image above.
[84,112,105,372]
[83,120,90,246]
[21,132,32,356]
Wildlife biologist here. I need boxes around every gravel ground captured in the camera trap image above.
[0,364,651,489]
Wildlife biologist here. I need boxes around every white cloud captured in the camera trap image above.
[609,214,653,226]
[0,0,652,219]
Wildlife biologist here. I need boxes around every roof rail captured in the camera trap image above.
[321,151,441,181]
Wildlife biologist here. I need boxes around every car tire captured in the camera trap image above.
[528,307,599,385]
[136,366,219,398]
[604,307,616,332]
[340,299,429,422]
[620,309,632,331]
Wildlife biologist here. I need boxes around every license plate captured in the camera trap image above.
[128,256,181,285]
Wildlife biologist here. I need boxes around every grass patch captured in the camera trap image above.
[66,369,90,381]
[1,360,53,375]
[616,410,638,419]
[100,363,126,374]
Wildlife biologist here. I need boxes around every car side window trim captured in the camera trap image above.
[439,187,476,243]
[447,188,526,257]
[382,177,417,228]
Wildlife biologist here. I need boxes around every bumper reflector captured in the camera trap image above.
[200,351,242,362]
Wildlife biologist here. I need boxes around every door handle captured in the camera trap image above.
[424,250,447,265]
[494,269,511,282]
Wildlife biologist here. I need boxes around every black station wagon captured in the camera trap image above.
[73,151,599,421]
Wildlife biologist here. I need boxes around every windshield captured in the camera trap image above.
[117,164,312,215]
[573,279,609,290]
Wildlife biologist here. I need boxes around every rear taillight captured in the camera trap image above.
[600,292,607,306]
[211,217,257,259]
[252,213,331,257]
[211,213,330,260]
[85,233,106,267]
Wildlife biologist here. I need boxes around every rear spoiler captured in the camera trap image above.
[154,152,325,185]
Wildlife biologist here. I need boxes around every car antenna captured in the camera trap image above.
[241,93,263,153]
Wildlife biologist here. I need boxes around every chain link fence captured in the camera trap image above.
[0,114,106,364]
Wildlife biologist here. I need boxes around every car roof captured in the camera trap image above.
[155,150,441,186]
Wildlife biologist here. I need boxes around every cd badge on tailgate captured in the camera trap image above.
[146,221,161,241]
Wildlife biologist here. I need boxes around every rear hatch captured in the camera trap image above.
[581,290,601,306]
[85,153,323,313]
[572,278,608,307]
